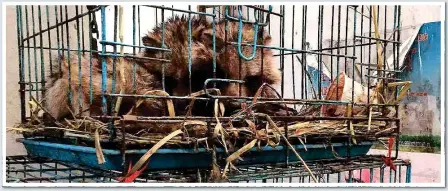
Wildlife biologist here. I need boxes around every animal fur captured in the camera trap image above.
[44,14,295,120]
[44,54,165,120]
[142,15,281,96]
[140,15,214,96]
[200,19,281,98]
[141,15,289,116]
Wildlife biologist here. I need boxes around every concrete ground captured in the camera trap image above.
[367,149,442,183]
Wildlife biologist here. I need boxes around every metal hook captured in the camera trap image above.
[224,6,273,61]
[236,6,259,61]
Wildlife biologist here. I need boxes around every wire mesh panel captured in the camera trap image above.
[5,155,198,183]
[12,4,407,183]
[6,155,411,183]
[226,155,412,183]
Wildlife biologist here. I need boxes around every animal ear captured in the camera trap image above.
[200,28,225,51]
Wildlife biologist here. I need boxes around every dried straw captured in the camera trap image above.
[125,129,183,176]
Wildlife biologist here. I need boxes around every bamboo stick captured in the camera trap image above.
[114,5,126,116]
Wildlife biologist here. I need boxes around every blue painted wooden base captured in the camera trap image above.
[18,138,373,171]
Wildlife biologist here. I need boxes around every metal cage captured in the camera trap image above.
[13,4,408,183]
[6,155,411,183]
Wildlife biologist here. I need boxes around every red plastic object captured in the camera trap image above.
[117,161,149,183]
[382,137,397,171]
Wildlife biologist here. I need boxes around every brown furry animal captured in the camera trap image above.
[140,15,224,116]
[200,19,281,98]
[141,15,285,116]
[44,54,165,120]
[140,15,214,96]
[142,15,280,96]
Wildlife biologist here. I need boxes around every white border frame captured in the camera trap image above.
[1,1,445,188]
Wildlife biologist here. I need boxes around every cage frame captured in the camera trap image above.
[13,4,407,182]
